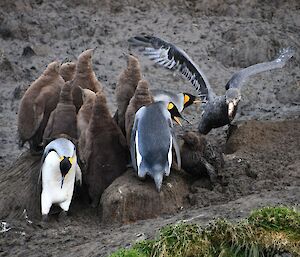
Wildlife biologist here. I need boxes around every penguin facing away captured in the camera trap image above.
[83,92,128,207]
[114,54,142,134]
[77,88,96,164]
[130,101,182,192]
[43,81,78,146]
[18,61,64,151]
[72,49,103,112]
[39,138,82,218]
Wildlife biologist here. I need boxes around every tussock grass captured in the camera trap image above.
[110,206,300,257]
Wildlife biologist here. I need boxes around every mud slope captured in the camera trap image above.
[0,0,299,256]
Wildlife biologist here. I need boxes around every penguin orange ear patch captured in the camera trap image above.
[168,102,174,110]
[184,94,190,104]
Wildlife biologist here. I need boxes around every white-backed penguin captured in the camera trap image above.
[39,138,82,219]
[130,101,182,192]
[151,89,200,113]
[129,35,295,135]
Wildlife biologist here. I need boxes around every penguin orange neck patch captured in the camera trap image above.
[184,94,190,104]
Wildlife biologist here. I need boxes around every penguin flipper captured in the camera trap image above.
[130,116,138,172]
[171,129,181,170]
[32,96,46,137]
[130,106,146,172]
[75,164,82,186]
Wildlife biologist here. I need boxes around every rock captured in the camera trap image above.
[99,169,190,224]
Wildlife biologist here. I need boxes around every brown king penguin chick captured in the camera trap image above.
[18,61,64,152]
[114,54,142,135]
[125,79,153,146]
[77,88,96,164]
[180,132,224,183]
[43,81,78,146]
[59,61,76,82]
[83,92,128,207]
[72,49,103,112]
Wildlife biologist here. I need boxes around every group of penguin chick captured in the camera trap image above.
[17,35,294,220]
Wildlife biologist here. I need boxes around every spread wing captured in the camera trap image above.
[225,47,295,90]
[128,35,215,102]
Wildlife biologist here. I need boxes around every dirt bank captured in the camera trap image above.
[0,0,299,256]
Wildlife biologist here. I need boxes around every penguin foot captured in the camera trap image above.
[41,214,49,222]
[58,210,68,221]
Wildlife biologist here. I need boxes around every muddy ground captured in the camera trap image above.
[0,0,300,256]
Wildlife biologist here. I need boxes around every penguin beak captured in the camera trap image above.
[61,176,65,189]
[193,99,201,104]
[173,116,182,126]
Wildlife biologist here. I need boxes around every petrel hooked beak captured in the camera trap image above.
[228,102,235,118]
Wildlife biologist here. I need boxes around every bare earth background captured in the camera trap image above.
[0,0,300,256]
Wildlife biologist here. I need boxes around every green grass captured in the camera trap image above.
[109,206,300,257]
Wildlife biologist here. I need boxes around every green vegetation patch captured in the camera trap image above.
[109,206,300,257]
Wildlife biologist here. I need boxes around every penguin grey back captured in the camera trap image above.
[137,103,171,161]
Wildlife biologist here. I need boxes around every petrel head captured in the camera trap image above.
[225,88,241,120]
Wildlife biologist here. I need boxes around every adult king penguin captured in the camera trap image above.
[129,35,294,134]
[130,101,182,192]
[39,138,82,219]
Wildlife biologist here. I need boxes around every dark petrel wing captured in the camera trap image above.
[225,47,295,90]
[128,35,215,102]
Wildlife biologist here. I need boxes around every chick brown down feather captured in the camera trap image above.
[43,81,78,145]
[77,88,96,163]
[59,62,76,82]
[18,61,64,151]
[82,92,128,207]
[114,54,142,134]
[72,49,103,112]
[125,79,153,146]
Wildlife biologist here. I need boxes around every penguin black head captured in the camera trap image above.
[59,156,73,188]
[167,102,184,126]
[182,93,201,110]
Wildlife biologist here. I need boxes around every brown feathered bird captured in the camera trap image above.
[114,54,142,134]
[82,92,128,207]
[18,61,64,151]
[43,81,77,145]
[77,88,96,163]
[59,61,76,82]
[72,49,103,112]
[180,132,224,182]
[125,79,153,146]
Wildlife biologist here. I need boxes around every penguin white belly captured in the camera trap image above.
[41,152,76,214]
